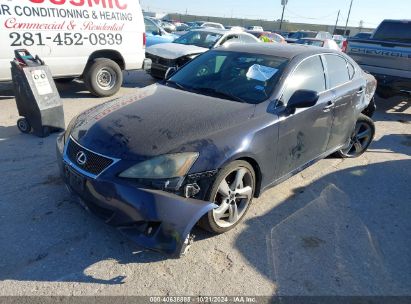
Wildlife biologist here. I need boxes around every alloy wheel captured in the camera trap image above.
[340,121,373,157]
[212,167,253,228]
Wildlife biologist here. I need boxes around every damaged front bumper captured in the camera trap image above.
[56,135,216,257]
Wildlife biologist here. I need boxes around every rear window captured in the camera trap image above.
[324,55,350,88]
[373,21,411,43]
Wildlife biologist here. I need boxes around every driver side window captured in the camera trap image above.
[281,55,326,104]
[144,19,159,34]
[220,35,240,45]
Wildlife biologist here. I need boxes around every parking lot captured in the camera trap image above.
[0,72,410,296]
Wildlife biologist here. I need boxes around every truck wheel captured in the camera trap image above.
[335,114,375,158]
[84,59,122,97]
[17,118,31,134]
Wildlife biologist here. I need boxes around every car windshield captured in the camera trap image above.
[166,50,288,104]
[296,39,324,47]
[174,31,223,48]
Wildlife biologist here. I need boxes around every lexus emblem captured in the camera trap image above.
[76,151,87,166]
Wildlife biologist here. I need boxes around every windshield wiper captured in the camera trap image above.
[166,80,190,91]
[192,87,247,103]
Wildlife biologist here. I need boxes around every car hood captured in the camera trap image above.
[146,43,208,59]
[71,85,255,160]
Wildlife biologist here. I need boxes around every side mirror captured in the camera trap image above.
[287,90,319,111]
[165,67,177,80]
[152,29,162,36]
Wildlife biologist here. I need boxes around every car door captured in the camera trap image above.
[275,55,335,179]
[323,54,363,150]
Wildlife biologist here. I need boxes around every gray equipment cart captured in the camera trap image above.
[11,49,65,137]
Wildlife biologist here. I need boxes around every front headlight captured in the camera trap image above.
[119,153,199,179]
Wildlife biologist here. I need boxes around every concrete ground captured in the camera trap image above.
[0,72,410,296]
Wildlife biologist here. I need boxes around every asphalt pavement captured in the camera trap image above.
[0,71,410,296]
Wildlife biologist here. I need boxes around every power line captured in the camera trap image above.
[285,8,340,20]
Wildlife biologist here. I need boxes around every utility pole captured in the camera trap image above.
[343,0,353,36]
[333,10,340,35]
[279,0,288,30]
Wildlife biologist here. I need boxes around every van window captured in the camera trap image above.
[324,55,350,88]
[282,55,325,103]
[373,21,411,43]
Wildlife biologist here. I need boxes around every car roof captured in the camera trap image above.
[299,38,325,41]
[190,28,228,34]
[219,43,340,59]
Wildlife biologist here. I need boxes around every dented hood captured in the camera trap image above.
[146,43,208,59]
[71,84,255,160]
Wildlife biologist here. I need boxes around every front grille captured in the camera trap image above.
[146,53,175,66]
[66,138,114,176]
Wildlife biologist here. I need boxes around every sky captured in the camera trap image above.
[139,0,411,28]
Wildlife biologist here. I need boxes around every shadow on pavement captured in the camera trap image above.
[374,96,410,123]
[0,70,156,100]
[0,126,167,285]
[235,155,411,295]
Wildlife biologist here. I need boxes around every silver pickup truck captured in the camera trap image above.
[346,19,411,98]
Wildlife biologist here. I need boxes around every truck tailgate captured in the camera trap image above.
[347,39,411,77]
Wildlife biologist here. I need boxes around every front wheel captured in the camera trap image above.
[336,114,375,158]
[84,58,122,97]
[199,160,256,234]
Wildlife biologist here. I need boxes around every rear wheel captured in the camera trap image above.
[336,114,375,158]
[199,160,255,234]
[84,58,122,97]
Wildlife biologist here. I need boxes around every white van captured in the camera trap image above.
[0,0,149,97]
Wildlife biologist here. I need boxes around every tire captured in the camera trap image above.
[362,97,376,118]
[84,58,122,97]
[335,114,375,158]
[376,87,392,99]
[199,160,256,234]
[17,118,31,134]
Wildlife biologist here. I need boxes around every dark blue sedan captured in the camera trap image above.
[57,44,377,256]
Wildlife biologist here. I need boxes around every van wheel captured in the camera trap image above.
[84,59,122,97]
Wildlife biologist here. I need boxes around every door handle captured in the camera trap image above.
[323,101,335,112]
